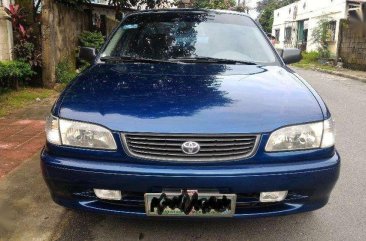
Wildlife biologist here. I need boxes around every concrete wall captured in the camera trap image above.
[90,5,115,20]
[105,16,119,36]
[42,0,91,87]
[339,20,366,70]
[272,0,347,54]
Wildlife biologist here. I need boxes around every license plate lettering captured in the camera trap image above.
[145,191,236,217]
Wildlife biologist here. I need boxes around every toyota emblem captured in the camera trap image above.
[181,141,200,155]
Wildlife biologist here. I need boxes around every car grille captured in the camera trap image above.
[122,133,259,162]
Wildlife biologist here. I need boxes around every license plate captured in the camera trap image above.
[145,190,236,217]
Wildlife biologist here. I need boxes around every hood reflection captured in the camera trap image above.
[63,63,258,119]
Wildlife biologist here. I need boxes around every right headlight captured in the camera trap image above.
[265,118,335,152]
[45,115,117,150]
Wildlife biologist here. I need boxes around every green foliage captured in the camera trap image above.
[79,62,91,72]
[6,2,43,85]
[57,0,169,10]
[234,3,249,13]
[56,60,78,84]
[13,40,34,61]
[108,0,170,9]
[0,61,35,90]
[257,0,297,33]
[193,0,236,9]
[56,0,91,10]
[13,40,42,67]
[292,51,337,71]
[300,51,320,64]
[79,31,105,49]
[311,18,332,59]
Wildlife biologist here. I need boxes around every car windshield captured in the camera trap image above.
[101,11,279,65]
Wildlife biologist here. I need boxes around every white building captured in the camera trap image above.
[272,0,366,55]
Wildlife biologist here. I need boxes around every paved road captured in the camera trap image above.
[1,68,365,241]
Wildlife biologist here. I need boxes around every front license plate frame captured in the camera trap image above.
[144,191,237,217]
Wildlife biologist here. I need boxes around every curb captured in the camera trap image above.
[312,68,366,83]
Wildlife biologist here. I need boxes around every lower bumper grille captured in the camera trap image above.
[122,133,259,162]
[74,191,308,212]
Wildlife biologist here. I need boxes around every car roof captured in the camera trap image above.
[129,8,251,18]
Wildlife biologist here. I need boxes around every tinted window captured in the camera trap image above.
[102,12,278,65]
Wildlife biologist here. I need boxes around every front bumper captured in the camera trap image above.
[41,149,340,218]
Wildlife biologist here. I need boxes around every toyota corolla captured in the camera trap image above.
[41,9,340,218]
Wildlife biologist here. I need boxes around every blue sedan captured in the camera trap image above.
[41,9,340,218]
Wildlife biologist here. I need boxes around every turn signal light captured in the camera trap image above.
[259,191,288,203]
[94,189,122,200]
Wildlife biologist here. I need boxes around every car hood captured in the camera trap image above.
[56,63,323,133]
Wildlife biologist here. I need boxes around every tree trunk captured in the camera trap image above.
[41,0,57,88]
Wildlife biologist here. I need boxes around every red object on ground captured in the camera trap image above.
[0,119,45,178]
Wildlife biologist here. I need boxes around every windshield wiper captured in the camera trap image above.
[170,56,258,65]
[100,56,178,64]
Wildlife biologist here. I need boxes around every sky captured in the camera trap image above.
[237,0,261,19]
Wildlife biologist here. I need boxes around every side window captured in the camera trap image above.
[328,21,337,42]
[275,29,280,43]
[284,27,292,43]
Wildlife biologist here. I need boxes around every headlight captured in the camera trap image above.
[45,115,117,150]
[265,118,335,152]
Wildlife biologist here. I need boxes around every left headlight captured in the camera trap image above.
[46,115,117,150]
[265,118,335,152]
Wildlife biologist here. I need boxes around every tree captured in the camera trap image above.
[234,2,249,13]
[108,0,169,9]
[192,0,236,10]
[256,0,297,33]
[107,0,170,19]
[311,17,332,60]
[56,0,170,19]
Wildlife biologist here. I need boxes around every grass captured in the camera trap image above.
[0,87,56,117]
[292,62,337,71]
[291,51,338,71]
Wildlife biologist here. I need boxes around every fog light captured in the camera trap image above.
[260,191,288,203]
[94,189,122,200]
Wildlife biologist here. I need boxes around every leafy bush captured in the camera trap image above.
[5,3,43,87]
[79,31,105,49]
[0,61,35,90]
[56,60,78,84]
[193,0,236,9]
[13,40,42,67]
[301,51,320,64]
[312,17,332,59]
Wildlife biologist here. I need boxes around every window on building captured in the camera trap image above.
[328,21,337,42]
[285,27,292,43]
[275,29,280,42]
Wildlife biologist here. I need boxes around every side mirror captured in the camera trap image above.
[280,48,302,64]
[78,47,96,64]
